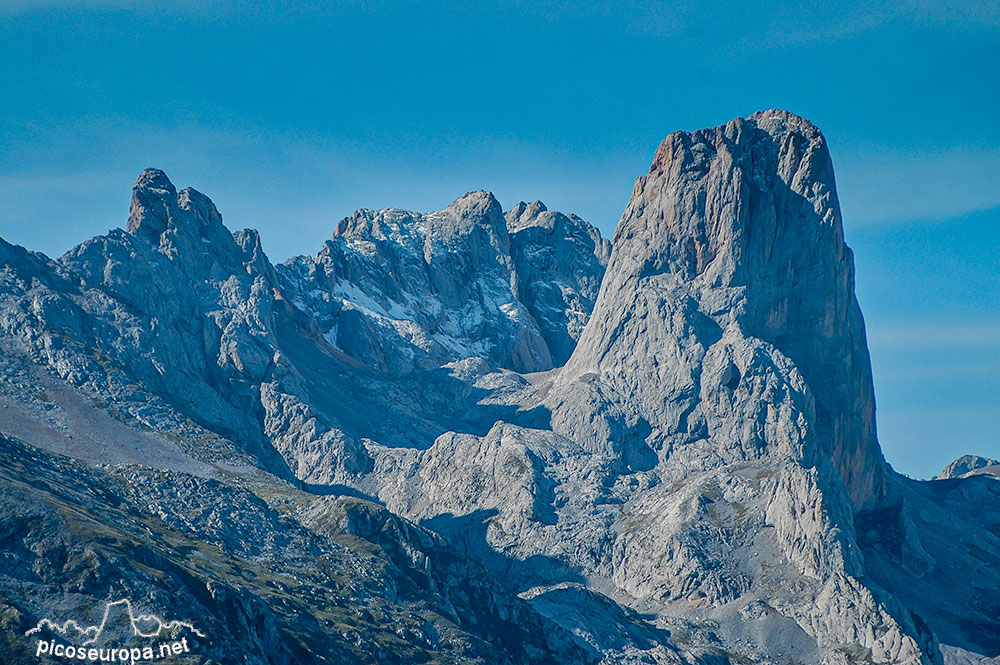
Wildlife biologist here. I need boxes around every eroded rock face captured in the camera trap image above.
[362,111,936,664]
[278,192,608,375]
[539,110,928,661]
[2,112,999,665]
[506,201,611,367]
[0,168,373,483]
[557,110,886,510]
[1,168,609,483]
[937,455,1000,479]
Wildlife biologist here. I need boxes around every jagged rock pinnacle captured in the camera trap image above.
[560,109,886,509]
[5,114,995,665]
[127,168,178,240]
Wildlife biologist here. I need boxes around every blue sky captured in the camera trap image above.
[1,1,997,478]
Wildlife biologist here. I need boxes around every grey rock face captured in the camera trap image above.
[557,110,885,510]
[0,169,608,488]
[279,192,608,375]
[359,111,953,664]
[3,169,277,450]
[2,112,999,665]
[506,201,611,366]
[937,455,1000,479]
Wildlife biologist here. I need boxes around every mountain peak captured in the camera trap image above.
[127,168,178,240]
[506,200,552,233]
[125,169,234,250]
[938,454,1000,479]
[444,190,503,222]
[561,111,884,509]
[134,167,176,195]
[748,107,823,134]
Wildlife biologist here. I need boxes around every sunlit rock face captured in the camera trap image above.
[556,109,886,510]
[506,200,611,367]
[372,110,927,665]
[2,112,999,665]
[937,455,1000,479]
[278,191,609,376]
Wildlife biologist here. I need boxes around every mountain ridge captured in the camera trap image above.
[1,110,998,665]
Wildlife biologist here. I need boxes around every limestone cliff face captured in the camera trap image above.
[558,109,886,511]
[506,201,611,367]
[937,455,1000,479]
[2,113,999,665]
[278,192,608,376]
[362,113,930,665]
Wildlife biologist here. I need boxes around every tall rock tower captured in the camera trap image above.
[558,109,887,510]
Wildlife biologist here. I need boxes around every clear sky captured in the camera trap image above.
[1,1,997,478]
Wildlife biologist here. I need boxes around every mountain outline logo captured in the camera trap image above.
[25,598,205,646]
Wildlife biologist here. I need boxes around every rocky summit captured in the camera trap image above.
[1,111,998,665]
